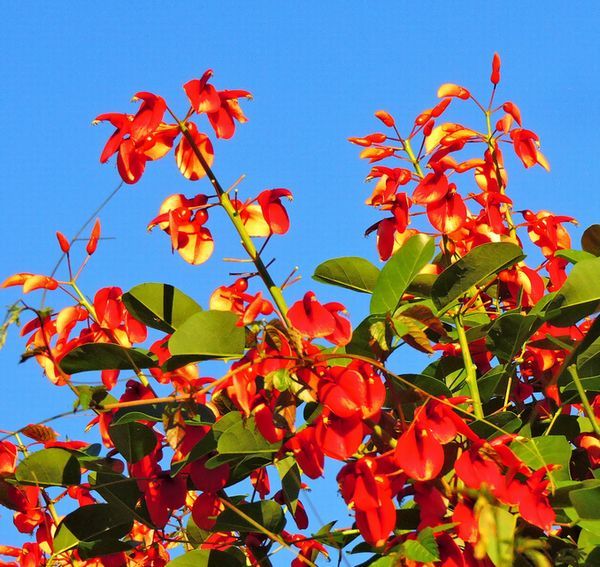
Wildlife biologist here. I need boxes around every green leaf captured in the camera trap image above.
[112,403,167,424]
[370,234,435,314]
[169,311,245,360]
[60,343,157,374]
[555,249,596,264]
[89,471,152,527]
[122,282,202,333]
[582,224,600,256]
[53,503,133,555]
[431,242,525,312]
[166,549,245,566]
[401,527,439,562]
[486,313,542,363]
[74,385,117,410]
[478,503,516,567]
[214,500,286,534]
[215,412,281,456]
[313,256,380,294]
[545,257,600,326]
[511,436,572,482]
[15,448,81,487]
[108,422,157,464]
[276,456,301,514]
[570,486,600,520]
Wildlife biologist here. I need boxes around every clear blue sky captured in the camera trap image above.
[0,1,598,561]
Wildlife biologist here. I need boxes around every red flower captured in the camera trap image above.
[257,189,293,235]
[395,423,444,481]
[510,128,549,170]
[175,122,215,180]
[286,427,324,479]
[95,93,178,184]
[184,69,252,139]
[287,292,351,345]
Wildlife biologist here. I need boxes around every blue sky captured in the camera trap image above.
[0,1,598,561]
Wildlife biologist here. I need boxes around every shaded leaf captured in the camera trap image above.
[53,503,133,555]
[470,412,522,440]
[214,500,286,534]
[166,549,245,567]
[276,456,301,514]
[582,224,600,257]
[486,313,542,363]
[61,344,157,374]
[108,422,157,464]
[89,471,152,527]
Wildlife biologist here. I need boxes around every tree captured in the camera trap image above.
[1,55,599,566]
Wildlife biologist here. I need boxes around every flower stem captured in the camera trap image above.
[568,365,600,436]
[454,313,484,419]
[174,118,290,325]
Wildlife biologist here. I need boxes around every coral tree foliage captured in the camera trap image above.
[2,57,600,566]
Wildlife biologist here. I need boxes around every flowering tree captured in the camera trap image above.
[1,56,600,566]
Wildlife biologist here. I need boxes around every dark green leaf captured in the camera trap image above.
[276,456,301,514]
[406,274,437,298]
[582,224,600,256]
[486,313,542,363]
[370,234,435,314]
[89,471,152,526]
[431,242,525,312]
[313,256,380,293]
[545,257,600,326]
[169,311,245,360]
[214,500,286,534]
[478,365,510,402]
[122,282,202,333]
[60,344,157,374]
[109,422,157,464]
[53,503,133,555]
[469,412,522,440]
[166,549,245,567]
[15,448,81,487]
[390,373,452,397]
